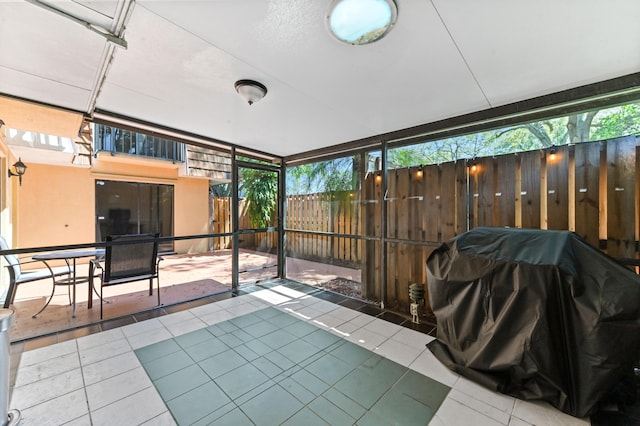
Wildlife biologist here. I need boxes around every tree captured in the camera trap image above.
[287,157,357,194]
[387,131,521,166]
[239,168,278,228]
[285,102,640,179]
[590,103,640,140]
[387,101,640,168]
[498,103,640,149]
[566,111,599,143]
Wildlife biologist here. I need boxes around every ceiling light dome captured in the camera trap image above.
[327,0,398,45]
[234,80,267,105]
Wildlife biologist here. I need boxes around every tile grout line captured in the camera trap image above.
[75,338,93,426]
[16,284,572,423]
[12,282,442,425]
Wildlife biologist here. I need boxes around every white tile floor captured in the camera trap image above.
[9,285,590,425]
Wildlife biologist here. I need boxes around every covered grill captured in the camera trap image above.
[426,227,640,417]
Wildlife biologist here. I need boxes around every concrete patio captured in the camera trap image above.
[6,250,362,343]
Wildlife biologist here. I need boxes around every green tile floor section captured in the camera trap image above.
[135,307,450,425]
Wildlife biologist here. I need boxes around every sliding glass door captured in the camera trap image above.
[96,180,174,252]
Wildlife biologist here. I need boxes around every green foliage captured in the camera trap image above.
[387,101,640,168]
[239,168,277,228]
[590,103,640,140]
[287,157,357,194]
[286,157,362,223]
[388,132,510,166]
[285,101,640,185]
[209,183,231,197]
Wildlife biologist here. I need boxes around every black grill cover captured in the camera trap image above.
[426,227,640,417]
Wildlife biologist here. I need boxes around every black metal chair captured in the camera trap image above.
[0,236,71,314]
[91,233,163,319]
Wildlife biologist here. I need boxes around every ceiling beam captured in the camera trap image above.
[24,0,128,48]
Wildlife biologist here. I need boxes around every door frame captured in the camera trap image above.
[232,156,283,290]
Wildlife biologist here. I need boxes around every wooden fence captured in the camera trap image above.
[211,196,232,249]
[210,198,277,252]
[209,135,639,311]
[211,192,360,264]
[362,135,639,310]
[286,192,360,266]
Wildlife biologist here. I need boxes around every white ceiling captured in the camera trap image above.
[1,0,639,158]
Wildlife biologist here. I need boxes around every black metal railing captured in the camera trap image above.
[94,123,185,162]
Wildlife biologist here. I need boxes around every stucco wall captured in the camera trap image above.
[175,177,211,254]
[18,163,95,248]
[0,135,14,297]
[15,156,210,254]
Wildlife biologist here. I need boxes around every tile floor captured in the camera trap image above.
[134,306,450,425]
[8,281,590,425]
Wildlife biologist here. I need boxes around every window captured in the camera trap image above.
[94,123,185,162]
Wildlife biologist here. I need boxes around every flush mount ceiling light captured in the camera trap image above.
[327,0,398,45]
[234,80,268,105]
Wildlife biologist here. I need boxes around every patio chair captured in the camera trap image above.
[91,233,163,319]
[0,236,72,312]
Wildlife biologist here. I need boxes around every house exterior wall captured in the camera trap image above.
[17,163,94,248]
[0,133,14,242]
[1,132,21,296]
[175,175,211,254]
[13,155,210,254]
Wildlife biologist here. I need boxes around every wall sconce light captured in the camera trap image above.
[234,79,268,105]
[8,158,27,186]
[375,175,382,184]
[548,147,557,161]
[469,160,478,173]
[415,169,423,178]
